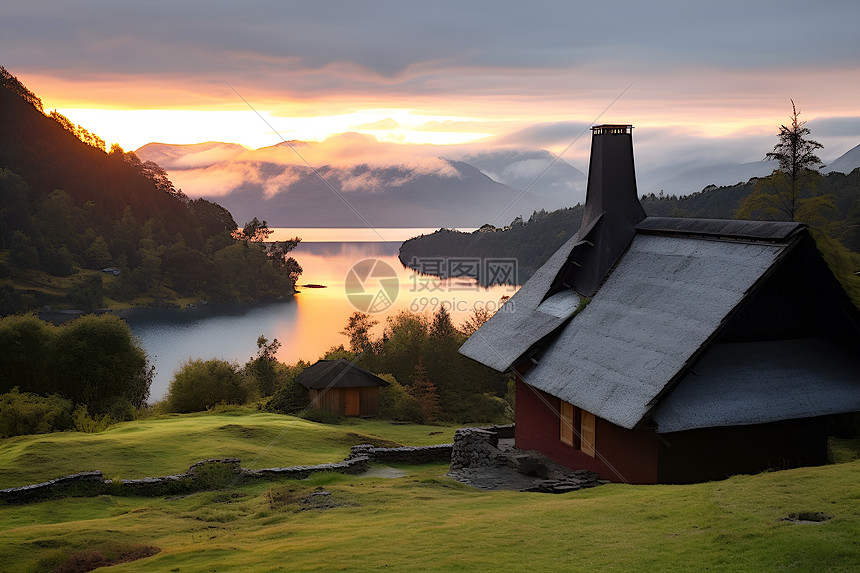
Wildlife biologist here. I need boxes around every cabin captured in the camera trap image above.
[460,124,860,484]
[297,359,388,417]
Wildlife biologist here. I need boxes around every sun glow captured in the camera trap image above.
[54,107,493,152]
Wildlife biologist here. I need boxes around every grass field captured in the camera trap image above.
[1,412,859,572]
[0,409,458,488]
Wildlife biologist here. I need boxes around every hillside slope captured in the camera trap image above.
[0,72,297,313]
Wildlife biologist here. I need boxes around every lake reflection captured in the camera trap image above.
[125,239,518,401]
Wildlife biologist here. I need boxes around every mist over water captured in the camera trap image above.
[124,235,517,401]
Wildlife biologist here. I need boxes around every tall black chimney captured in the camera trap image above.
[550,124,645,296]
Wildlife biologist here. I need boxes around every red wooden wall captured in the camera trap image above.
[515,377,660,484]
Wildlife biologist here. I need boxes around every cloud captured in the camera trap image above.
[261,133,457,171]
[140,132,467,200]
[9,0,860,196]
[171,145,247,169]
[351,118,401,131]
[496,122,594,149]
[6,1,860,107]
[413,120,489,132]
[9,2,860,76]
[807,117,860,137]
[168,163,258,197]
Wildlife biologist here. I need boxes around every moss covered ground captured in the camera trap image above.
[0,410,456,488]
[1,412,858,572]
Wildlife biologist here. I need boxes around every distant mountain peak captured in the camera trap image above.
[823,143,860,174]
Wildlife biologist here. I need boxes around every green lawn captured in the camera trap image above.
[0,410,458,488]
[1,413,859,572]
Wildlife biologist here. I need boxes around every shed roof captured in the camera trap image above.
[296,359,389,390]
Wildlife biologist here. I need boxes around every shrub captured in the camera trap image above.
[0,388,74,438]
[193,461,239,490]
[0,313,54,394]
[378,374,422,423]
[299,408,340,425]
[265,360,310,415]
[49,314,152,413]
[243,335,283,397]
[166,359,248,413]
[72,404,116,433]
[445,393,509,424]
[266,377,310,414]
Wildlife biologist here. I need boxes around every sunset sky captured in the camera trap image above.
[3,0,860,173]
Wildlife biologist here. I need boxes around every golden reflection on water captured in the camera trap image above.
[127,236,518,401]
[273,241,518,365]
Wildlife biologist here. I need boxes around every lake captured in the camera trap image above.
[123,229,518,401]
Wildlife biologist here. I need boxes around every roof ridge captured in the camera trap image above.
[636,216,806,242]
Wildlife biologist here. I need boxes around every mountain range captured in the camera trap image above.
[136,139,860,228]
[135,141,587,228]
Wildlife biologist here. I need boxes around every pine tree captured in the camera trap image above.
[408,360,441,422]
[737,100,830,223]
[429,305,457,338]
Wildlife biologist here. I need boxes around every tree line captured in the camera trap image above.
[265,307,512,424]
[0,66,301,314]
[157,307,512,425]
[0,313,151,437]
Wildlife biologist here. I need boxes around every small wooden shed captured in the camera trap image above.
[297,359,389,417]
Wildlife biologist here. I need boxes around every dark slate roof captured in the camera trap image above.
[636,217,805,241]
[459,217,805,373]
[458,233,584,371]
[512,232,788,429]
[651,339,860,433]
[296,359,389,390]
[459,213,860,432]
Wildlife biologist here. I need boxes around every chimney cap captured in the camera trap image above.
[592,124,633,135]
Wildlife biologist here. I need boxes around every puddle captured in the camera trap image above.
[360,467,407,478]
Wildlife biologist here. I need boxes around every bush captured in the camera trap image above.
[166,359,248,413]
[50,314,152,413]
[72,404,116,433]
[266,377,310,414]
[446,393,510,424]
[243,335,283,397]
[0,388,74,438]
[193,461,239,490]
[378,374,422,423]
[0,313,54,394]
[299,408,341,425]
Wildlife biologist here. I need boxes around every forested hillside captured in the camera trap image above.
[0,67,300,314]
[400,173,860,304]
[400,206,585,283]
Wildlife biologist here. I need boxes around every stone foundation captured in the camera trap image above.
[447,424,606,493]
[450,428,508,470]
[347,443,453,464]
